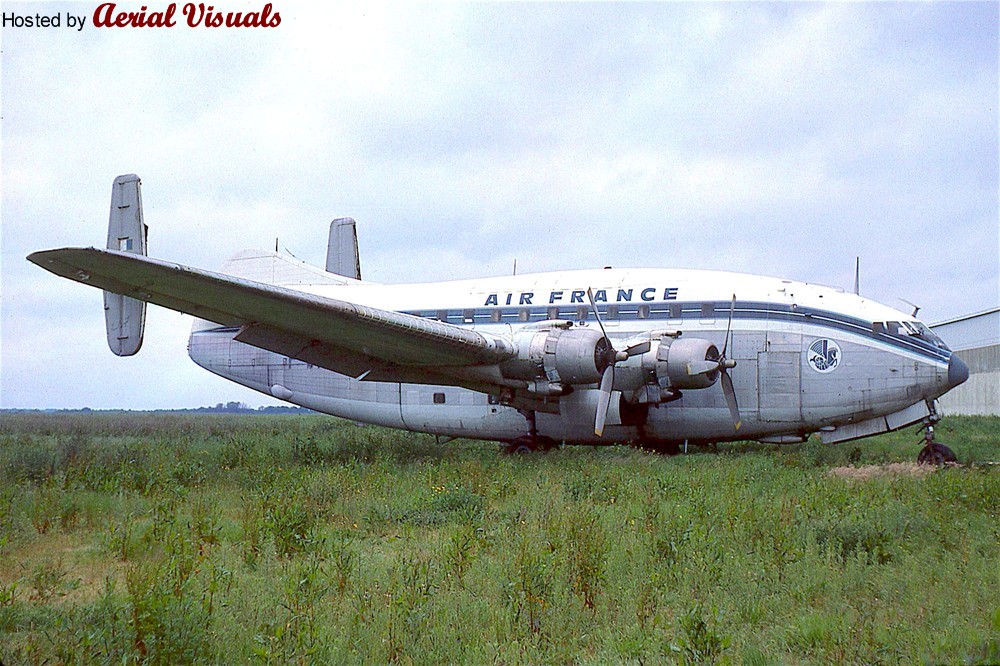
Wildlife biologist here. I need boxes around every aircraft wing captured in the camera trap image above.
[27,248,513,379]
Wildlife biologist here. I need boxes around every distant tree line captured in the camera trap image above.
[193,402,313,414]
[2,404,314,415]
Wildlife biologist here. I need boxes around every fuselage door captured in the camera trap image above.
[728,331,763,415]
[757,294,803,423]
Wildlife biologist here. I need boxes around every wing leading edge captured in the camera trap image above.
[27,248,514,381]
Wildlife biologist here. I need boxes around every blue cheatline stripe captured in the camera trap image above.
[403,300,950,363]
[194,300,951,364]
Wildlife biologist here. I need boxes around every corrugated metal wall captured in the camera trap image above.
[937,344,1000,416]
[931,310,999,416]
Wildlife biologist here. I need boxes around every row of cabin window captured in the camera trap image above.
[429,303,717,324]
[434,393,502,405]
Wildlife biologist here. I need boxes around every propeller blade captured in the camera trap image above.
[687,360,720,376]
[624,339,651,357]
[594,365,614,437]
[586,288,610,341]
[720,370,741,430]
[721,294,736,357]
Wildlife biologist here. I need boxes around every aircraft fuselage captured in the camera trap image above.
[187,265,961,446]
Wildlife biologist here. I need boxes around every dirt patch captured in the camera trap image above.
[828,462,938,480]
[0,532,121,607]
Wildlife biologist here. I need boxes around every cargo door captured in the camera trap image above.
[757,331,803,423]
[729,332,763,415]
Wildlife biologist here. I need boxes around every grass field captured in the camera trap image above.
[0,412,997,664]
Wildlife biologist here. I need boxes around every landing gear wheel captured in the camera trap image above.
[637,441,681,456]
[915,404,958,466]
[917,442,957,466]
[533,436,557,452]
[504,436,556,455]
[506,440,533,455]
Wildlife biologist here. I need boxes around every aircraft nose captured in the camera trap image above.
[947,354,969,389]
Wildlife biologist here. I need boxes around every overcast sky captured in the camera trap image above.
[2,2,997,409]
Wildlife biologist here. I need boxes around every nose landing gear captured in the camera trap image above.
[916,403,957,465]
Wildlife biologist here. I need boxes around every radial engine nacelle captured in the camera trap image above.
[498,322,724,401]
[500,321,608,395]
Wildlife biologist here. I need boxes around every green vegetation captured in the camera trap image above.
[0,412,997,664]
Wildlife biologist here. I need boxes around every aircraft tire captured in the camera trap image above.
[917,442,958,466]
[637,441,681,456]
[506,436,537,455]
[505,435,557,454]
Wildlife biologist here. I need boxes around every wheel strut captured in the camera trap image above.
[504,411,556,454]
[916,402,957,465]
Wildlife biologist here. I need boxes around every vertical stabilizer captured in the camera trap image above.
[326,217,362,280]
[104,174,147,356]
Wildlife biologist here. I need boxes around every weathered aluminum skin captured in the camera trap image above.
[187,252,959,445]
[103,175,146,356]
[325,218,362,280]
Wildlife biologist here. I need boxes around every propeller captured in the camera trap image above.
[587,289,650,436]
[700,295,741,430]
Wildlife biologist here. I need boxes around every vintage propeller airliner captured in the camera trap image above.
[29,175,968,461]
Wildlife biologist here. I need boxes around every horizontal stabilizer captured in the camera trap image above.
[104,174,147,356]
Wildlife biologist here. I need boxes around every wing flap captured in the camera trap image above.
[230,323,456,384]
[28,247,512,369]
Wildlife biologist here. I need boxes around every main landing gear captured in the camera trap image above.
[505,435,558,455]
[505,410,557,454]
[916,403,957,466]
[633,440,681,456]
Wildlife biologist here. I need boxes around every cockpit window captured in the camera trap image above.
[872,320,949,350]
[912,321,949,349]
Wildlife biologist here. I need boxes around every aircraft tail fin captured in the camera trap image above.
[104,174,147,356]
[326,217,362,280]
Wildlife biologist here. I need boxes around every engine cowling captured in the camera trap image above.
[498,322,725,400]
[500,323,610,394]
[614,334,723,404]
[659,337,720,390]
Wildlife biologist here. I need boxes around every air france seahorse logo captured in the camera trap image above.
[808,339,841,373]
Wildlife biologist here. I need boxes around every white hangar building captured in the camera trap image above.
[930,307,999,416]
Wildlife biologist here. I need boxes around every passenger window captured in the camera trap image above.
[433,392,446,404]
[437,310,448,322]
[518,309,530,322]
[463,309,475,324]
[490,310,502,323]
[607,305,619,320]
[547,306,559,320]
[637,305,650,319]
